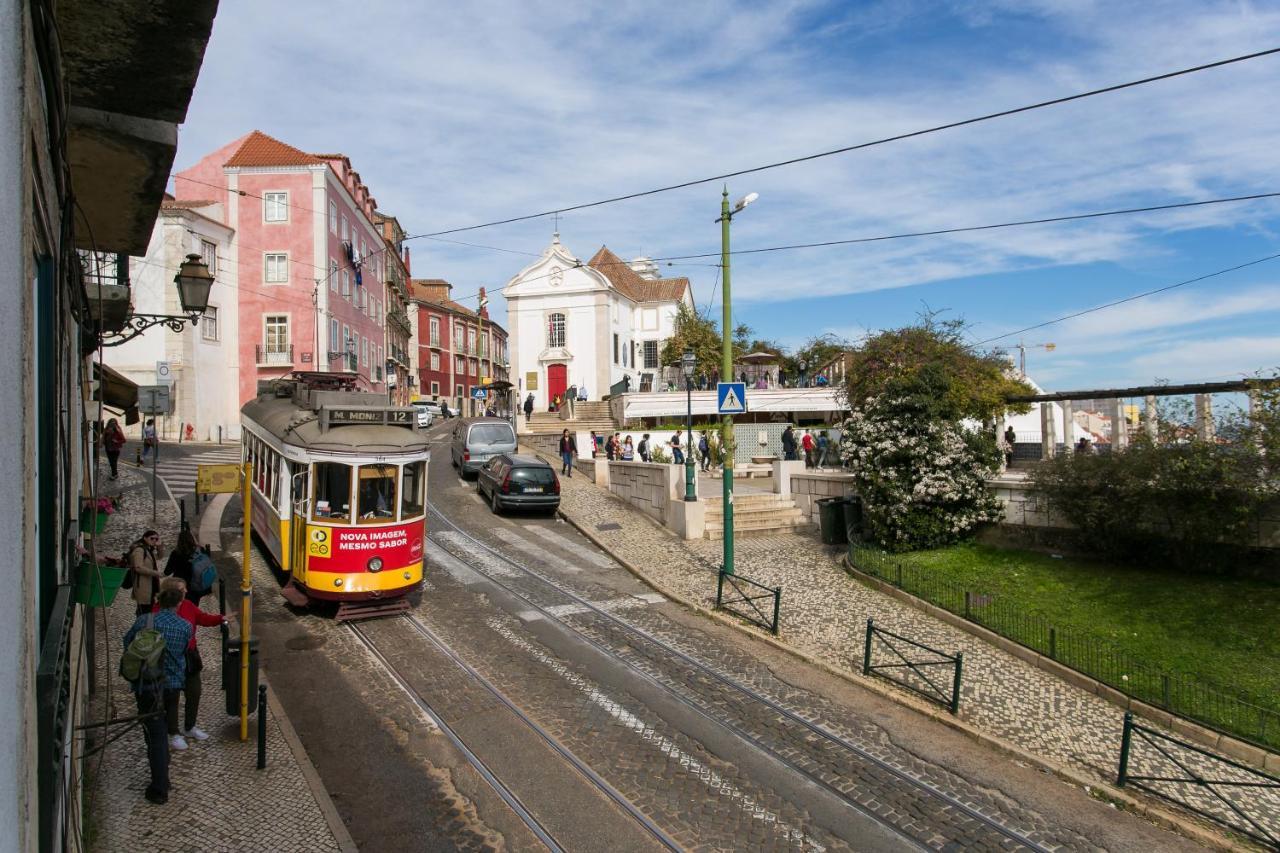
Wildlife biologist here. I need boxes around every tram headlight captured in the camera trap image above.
[333,578,344,588]
[367,557,384,573]
[403,572,411,580]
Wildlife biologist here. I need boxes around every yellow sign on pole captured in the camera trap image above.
[196,463,242,495]
[525,371,538,391]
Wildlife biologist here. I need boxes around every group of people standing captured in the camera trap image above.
[96,416,158,480]
[121,527,226,805]
[781,425,832,469]
[582,429,713,470]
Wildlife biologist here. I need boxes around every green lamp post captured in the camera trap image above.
[682,350,697,501]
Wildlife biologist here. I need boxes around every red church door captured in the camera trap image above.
[547,364,567,406]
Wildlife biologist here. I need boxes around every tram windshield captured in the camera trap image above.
[401,461,426,520]
[358,464,398,523]
[313,462,352,523]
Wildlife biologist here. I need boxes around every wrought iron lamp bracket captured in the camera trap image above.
[99,313,199,347]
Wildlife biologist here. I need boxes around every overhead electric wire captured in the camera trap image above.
[974,250,1280,346]
[404,46,1280,240]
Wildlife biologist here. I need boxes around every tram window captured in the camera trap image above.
[401,461,425,520]
[357,464,398,523]
[313,462,352,522]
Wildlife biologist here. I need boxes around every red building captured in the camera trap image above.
[410,279,508,416]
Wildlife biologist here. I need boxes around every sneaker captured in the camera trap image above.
[169,734,188,751]
[183,726,209,741]
[144,789,168,806]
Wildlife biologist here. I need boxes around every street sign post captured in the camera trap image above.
[137,385,171,415]
[470,388,488,400]
[717,382,747,415]
[155,360,173,386]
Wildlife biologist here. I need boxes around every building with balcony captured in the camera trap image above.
[375,213,414,406]
[410,279,509,416]
[174,132,389,405]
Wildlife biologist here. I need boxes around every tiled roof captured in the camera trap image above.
[224,130,326,168]
[586,246,689,303]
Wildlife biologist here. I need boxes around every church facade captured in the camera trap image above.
[503,237,693,410]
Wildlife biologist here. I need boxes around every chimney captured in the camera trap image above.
[404,246,411,274]
[479,287,489,320]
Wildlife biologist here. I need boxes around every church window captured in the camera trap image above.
[613,333,619,365]
[548,313,565,348]
[643,340,658,369]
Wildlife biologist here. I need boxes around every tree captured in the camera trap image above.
[842,315,1033,422]
[660,304,723,377]
[792,333,851,381]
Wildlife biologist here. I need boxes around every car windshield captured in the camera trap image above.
[469,424,514,445]
[511,467,554,485]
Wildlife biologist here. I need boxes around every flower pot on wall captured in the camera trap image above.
[86,283,132,332]
[79,511,109,535]
[73,561,128,607]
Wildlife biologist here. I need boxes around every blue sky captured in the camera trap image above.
[174,0,1280,390]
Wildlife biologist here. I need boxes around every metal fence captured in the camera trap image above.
[863,619,963,714]
[848,543,1280,752]
[715,570,781,635]
[1117,712,1280,848]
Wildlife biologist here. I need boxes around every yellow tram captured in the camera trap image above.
[240,373,428,620]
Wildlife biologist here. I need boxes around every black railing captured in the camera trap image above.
[849,543,1280,751]
[715,570,781,635]
[1117,712,1280,847]
[862,618,963,714]
[36,585,74,853]
[255,343,293,365]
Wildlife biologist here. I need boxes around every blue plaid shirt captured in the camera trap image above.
[123,608,192,692]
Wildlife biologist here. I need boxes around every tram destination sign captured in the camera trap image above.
[322,407,414,429]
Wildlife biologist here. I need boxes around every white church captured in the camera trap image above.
[503,235,694,409]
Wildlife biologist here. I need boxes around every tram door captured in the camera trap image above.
[289,462,309,580]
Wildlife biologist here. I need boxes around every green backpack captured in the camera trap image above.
[120,615,166,684]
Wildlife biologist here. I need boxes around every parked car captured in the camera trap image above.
[450,417,518,476]
[410,401,434,428]
[417,399,445,417]
[477,454,560,514]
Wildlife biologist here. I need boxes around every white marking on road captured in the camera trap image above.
[432,532,521,577]
[426,540,487,585]
[520,524,615,568]
[490,529,582,573]
[487,617,826,852]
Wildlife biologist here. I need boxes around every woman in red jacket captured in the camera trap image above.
[154,577,226,750]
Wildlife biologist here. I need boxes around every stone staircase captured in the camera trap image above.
[522,401,616,435]
[703,492,811,539]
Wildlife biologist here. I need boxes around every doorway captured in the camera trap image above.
[547,363,567,407]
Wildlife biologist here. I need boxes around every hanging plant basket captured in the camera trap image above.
[73,561,128,607]
[79,511,109,535]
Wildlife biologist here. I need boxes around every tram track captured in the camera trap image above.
[348,616,681,853]
[424,500,1067,853]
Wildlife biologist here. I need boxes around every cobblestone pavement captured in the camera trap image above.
[85,463,349,853]
[533,448,1279,847]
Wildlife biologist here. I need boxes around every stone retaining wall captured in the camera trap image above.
[606,460,681,525]
[789,471,857,525]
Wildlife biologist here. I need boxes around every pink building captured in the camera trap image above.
[175,131,390,405]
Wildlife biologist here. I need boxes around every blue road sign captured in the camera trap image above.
[470,388,488,400]
[716,382,747,414]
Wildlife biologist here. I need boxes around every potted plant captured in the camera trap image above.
[74,554,128,607]
[79,495,120,534]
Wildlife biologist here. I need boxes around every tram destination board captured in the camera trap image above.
[322,407,415,429]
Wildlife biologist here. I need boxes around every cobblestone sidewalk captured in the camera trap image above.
[83,463,352,852]
[535,448,1280,847]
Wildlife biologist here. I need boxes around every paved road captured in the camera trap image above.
[213,422,1203,851]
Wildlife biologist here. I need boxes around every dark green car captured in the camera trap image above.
[477,454,560,515]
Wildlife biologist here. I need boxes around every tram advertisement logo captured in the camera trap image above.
[306,520,425,570]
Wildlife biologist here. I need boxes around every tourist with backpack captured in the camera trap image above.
[164,530,216,606]
[153,578,225,748]
[128,531,164,616]
[698,432,711,472]
[122,582,191,805]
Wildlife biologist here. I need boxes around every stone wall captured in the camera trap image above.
[606,460,681,525]
[789,471,857,525]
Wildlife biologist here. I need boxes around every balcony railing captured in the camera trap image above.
[256,344,293,365]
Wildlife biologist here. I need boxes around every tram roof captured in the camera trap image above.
[241,381,429,455]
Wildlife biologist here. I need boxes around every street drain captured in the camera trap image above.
[285,633,326,651]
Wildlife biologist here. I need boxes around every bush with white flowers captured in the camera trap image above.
[839,394,1002,550]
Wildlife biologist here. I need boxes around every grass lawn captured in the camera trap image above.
[887,543,1280,711]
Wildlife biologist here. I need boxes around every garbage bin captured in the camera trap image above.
[841,495,864,544]
[817,498,848,546]
[223,636,260,715]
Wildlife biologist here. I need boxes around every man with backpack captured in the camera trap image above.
[698,432,711,472]
[122,583,192,805]
[638,434,650,463]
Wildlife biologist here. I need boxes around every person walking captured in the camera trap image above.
[670,432,684,465]
[698,431,711,472]
[140,418,158,464]
[781,425,797,461]
[802,430,816,468]
[103,418,126,480]
[622,436,635,461]
[129,530,164,616]
[816,431,830,468]
[123,583,192,804]
[589,430,599,458]
[1004,425,1017,468]
[638,433,651,462]
[164,530,213,607]
[152,578,224,749]
[558,429,577,477]
[523,393,535,420]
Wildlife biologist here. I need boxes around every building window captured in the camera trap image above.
[201,240,217,275]
[265,253,288,283]
[455,356,464,374]
[201,306,219,341]
[341,270,350,299]
[548,313,565,348]
[329,260,338,292]
[330,319,339,352]
[455,384,464,400]
[470,358,478,376]
[264,192,288,222]
[362,337,369,367]
[341,216,349,241]
[455,322,464,346]
[429,317,440,347]
[264,315,289,361]
[613,333,619,365]
[430,351,440,371]
[329,201,338,234]
[431,382,440,395]
[643,340,658,369]
[467,328,476,354]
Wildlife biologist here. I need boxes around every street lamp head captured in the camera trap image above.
[681,350,697,377]
[174,253,214,318]
[733,192,759,213]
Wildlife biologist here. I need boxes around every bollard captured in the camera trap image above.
[863,619,874,675]
[257,685,268,769]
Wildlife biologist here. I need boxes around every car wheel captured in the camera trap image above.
[490,490,501,514]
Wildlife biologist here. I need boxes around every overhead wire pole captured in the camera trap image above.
[719,188,735,576]
[239,461,253,741]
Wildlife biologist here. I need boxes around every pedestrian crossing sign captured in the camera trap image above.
[717,382,747,414]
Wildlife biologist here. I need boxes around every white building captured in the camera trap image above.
[103,197,240,441]
[503,236,693,409]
